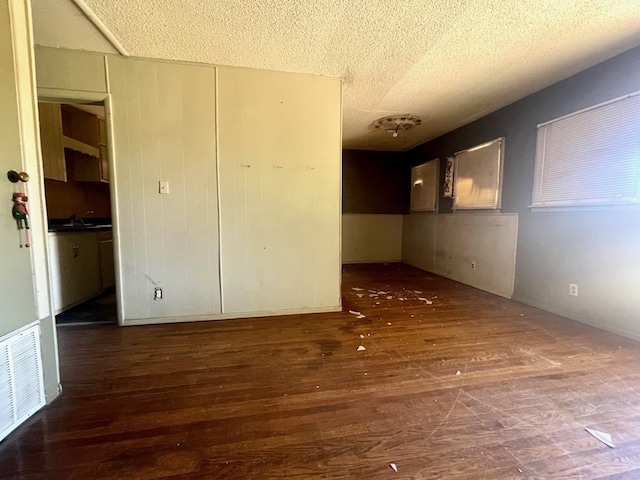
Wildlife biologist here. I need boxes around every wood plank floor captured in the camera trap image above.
[2,263,640,479]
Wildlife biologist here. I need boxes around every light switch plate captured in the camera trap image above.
[159,181,169,194]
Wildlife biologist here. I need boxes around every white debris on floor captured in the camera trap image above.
[348,310,361,315]
[357,345,366,351]
[586,428,615,448]
[456,370,461,375]
[352,287,364,291]
[390,463,398,472]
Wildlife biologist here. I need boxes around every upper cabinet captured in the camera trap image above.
[38,103,66,182]
[38,103,109,183]
[68,107,109,183]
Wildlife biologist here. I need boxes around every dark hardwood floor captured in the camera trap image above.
[2,263,640,479]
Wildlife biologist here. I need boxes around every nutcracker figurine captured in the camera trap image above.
[12,192,30,248]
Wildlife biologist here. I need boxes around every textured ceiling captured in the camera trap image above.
[30,0,640,151]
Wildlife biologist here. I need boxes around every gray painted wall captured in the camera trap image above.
[343,149,409,214]
[407,45,640,340]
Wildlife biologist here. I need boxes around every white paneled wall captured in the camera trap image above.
[402,213,437,272]
[342,214,403,263]
[108,57,221,321]
[402,213,518,298]
[217,67,342,315]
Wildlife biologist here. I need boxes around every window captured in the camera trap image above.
[453,138,504,210]
[410,159,438,212]
[532,92,640,207]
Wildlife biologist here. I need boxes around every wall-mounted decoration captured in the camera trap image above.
[443,157,454,198]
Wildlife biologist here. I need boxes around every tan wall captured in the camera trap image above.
[217,67,342,314]
[35,46,107,96]
[0,0,38,336]
[35,48,344,322]
[402,213,518,298]
[108,56,221,321]
[342,214,403,263]
[402,212,437,272]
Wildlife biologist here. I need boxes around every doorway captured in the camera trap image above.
[37,100,117,326]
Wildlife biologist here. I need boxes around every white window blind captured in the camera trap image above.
[532,93,640,207]
[453,138,504,210]
[410,159,438,212]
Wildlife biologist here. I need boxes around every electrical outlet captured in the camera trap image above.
[154,287,163,300]
[471,262,476,270]
[569,283,578,296]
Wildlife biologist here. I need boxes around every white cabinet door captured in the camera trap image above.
[49,233,101,313]
[99,237,115,289]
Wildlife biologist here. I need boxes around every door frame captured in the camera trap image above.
[36,89,122,327]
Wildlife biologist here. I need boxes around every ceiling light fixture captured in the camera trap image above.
[373,114,422,137]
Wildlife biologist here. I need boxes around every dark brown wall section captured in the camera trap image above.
[342,149,409,214]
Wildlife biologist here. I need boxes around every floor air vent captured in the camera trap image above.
[0,324,45,442]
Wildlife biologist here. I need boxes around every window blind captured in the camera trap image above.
[410,159,439,212]
[532,93,640,207]
[453,138,503,210]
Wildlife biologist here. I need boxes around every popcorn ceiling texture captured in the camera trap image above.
[34,0,640,151]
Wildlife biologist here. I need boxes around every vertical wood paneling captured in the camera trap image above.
[342,214,403,263]
[107,57,220,322]
[434,214,517,298]
[402,213,517,298]
[402,212,437,271]
[218,67,341,314]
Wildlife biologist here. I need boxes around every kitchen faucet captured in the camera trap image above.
[69,210,95,225]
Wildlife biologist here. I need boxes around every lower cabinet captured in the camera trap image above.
[98,232,115,290]
[49,230,114,314]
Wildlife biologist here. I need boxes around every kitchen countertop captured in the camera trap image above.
[48,218,113,233]
[48,224,112,233]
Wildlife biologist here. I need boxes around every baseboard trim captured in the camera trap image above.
[122,305,343,326]
[342,259,401,264]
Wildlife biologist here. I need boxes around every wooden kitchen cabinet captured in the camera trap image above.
[74,117,109,183]
[61,104,100,147]
[38,103,67,182]
[48,232,101,314]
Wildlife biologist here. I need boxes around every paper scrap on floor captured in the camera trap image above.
[390,463,398,472]
[357,345,366,351]
[586,428,615,448]
[348,310,361,315]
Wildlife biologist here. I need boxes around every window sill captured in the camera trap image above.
[529,203,640,213]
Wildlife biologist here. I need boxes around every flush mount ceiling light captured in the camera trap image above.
[373,114,422,137]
